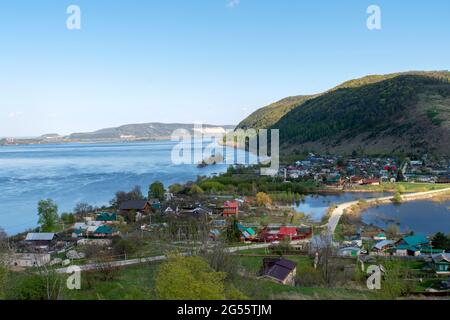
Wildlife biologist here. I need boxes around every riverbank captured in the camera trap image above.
[347,182,450,193]
[326,187,450,235]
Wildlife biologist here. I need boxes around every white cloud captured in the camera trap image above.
[227,0,240,8]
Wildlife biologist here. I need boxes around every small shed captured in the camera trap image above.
[259,258,297,286]
[25,233,56,247]
[11,253,51,267]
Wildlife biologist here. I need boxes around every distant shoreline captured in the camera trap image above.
[0,137,172,147]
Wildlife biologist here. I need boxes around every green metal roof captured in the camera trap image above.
[96,212,117,221]
[401,235,429,247]
[94,225,115,234]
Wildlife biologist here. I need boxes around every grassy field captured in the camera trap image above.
[64,263,160,300]
[7,252,435,300]
[234,254,376,300]
[234,275,376,300]
[353,182,450,193]
[232,251,380,300]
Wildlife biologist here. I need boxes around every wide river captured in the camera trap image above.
[0,141,251,234]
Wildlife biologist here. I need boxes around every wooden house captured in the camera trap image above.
[259,258,297,286]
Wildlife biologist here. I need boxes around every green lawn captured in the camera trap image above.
[64,263,160,300]
[354,182,449,193]
[7,253,432,300]
[234,275,375,300]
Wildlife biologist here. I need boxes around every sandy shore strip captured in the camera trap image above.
[326,187,450,235]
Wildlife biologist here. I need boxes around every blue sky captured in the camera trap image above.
[1,0,449,136]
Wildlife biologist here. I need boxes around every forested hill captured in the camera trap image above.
[236,95,316,130]
[236,71,450,157]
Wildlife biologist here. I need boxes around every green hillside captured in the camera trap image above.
[237,71,450,157]
[236,95,316,130]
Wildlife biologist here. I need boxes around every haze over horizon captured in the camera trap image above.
[1,0,449,137]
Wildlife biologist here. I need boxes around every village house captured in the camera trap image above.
[71,220,119,238]
[431,253,450,275]
[362,178,380,186]
[210,219,227,228]
[92,225,120,238]
[259,258,297,286]
[24,233,57,249]
[349,176,364,185]
[71,220,103,238]
[223,200,239,218]
[10,253,51,268]
[96,212,117,224]
[179,207,212,220]
[372,240,395,255]
[149,198,161,210]
[259,225,313,242]
[394,235,430,256]
[119,200,152,215]
[237,223,256,241]
[373,233,387,241]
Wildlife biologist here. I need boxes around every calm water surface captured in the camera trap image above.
[293,192,391,222]
[362,200,450,235]
[0,141,250,234]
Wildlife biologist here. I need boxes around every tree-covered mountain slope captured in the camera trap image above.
[237,71,450,157]
[236,95,316,130]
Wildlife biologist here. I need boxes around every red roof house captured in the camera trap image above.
[362,178,380,185]
[278,227,298,239]
[223,201,239,217]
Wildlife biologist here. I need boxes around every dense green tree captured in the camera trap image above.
[432,232,450,250]
[199,181,226,193]
[148,181,165,200]
[112,238,138,258]
[392,191,403,204]
[5,271,63,300]
[189,184,204,196]
[37,199,59,232]
[110,185,144,207]
[386,224,400,238]
[155,255,237,300]
[226,217,241,243]
[60,212,76,225]
[169,183,184,194]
